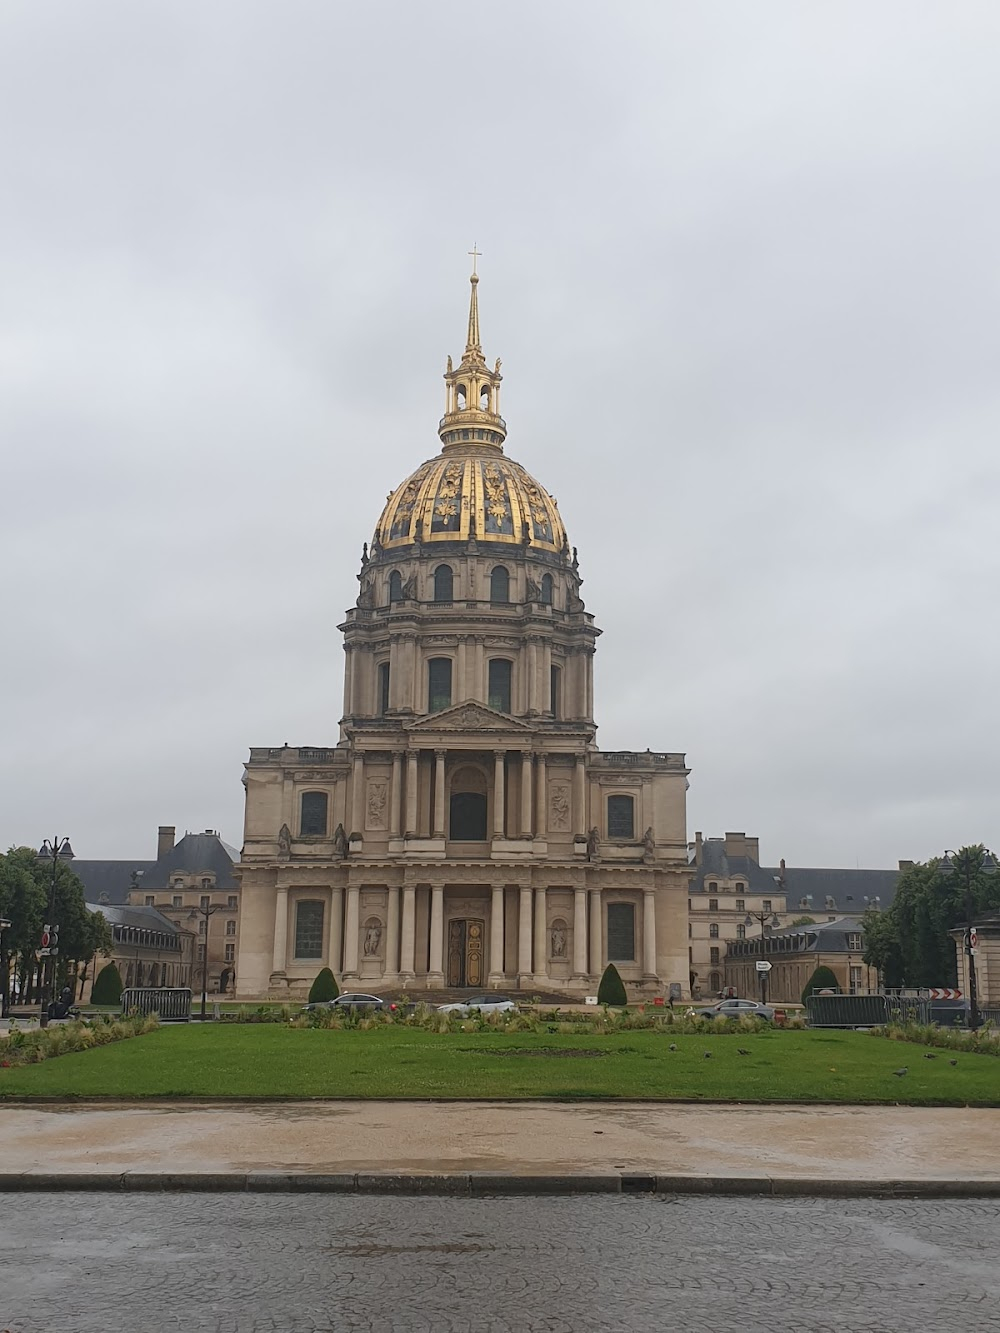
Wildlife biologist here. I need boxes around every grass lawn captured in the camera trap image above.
[0,1026,997,1104]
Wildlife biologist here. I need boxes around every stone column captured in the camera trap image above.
[493,749,506,838]
[272,887,288,974]
[533,886,548,983]
[351,753,365,837]
[574,754,587,837]
[343,885,360,976]
[488,884,505,983]
[535,754,547,837]
[433,749,447,838]
[518,885,533,981]
[474,636,485,702]
[390,752,403,837]
[429,885,445,983]
[400,885,416,979]
[405,751,419,836]
[343,647,355,716]
[326,886,343,974]
[589,888,603,979]
[520,750,533,838]
[643,889,657,978]
[573,887,588,977]
[526,637,539,713]
[457,636,468,702]
[542,640,552,710]
[385,885,400,976]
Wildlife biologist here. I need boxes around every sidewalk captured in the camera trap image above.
[1,1101,999,1193]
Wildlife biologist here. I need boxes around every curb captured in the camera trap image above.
[0,1172,998,1198]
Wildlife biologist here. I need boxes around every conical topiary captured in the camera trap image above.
[91,962,123,1006]
[597,963,627,1007]
[307,967,339,1004]
[801,965,840,1005]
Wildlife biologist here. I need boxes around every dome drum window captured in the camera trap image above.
[488,659,512,714]
[607,795,635,841]
[490,566,510,605]
[428,658,452,713]
[433,565,454,602]
[300,791,328,837]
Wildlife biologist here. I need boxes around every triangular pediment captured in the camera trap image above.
[406,702,535,734]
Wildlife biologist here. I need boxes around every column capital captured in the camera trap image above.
[434,748,447,760]
[494,747,507,759]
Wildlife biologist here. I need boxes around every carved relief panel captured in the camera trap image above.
[549,783,572,832]
[366,780,388,830]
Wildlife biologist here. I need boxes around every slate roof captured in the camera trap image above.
[71,860,156,905]
[69,831,237,903]
[688,839,783,897]
[769,866,899,916]
[766,914,866,953]
[86,902,186,935]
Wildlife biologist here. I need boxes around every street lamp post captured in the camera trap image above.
[188,903,221,1020]
[745,909,781,1006]
[36,838,73,1028]
[0,916,11,1019]
[939,849,997,1032]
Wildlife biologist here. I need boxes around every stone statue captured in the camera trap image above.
[494,357,502,374]
[587,826,601,861]
[361,542,369,566]
[643,827,655,862]
[333,824,348,859]
[525,576,541,601]
[400,574,417,600]
[277,823,292,859]
[446,355,453,372]
[363,919,383,957]
[551,921,567,958]
[356,582,374,609]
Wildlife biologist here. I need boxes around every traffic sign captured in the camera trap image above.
[755,960,772,972]
[928,987,963,1000]
[40,929,50,949]
[969,928,978,951]
[37,947,50,958]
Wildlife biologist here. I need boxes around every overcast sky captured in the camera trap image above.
[2,2,999,869]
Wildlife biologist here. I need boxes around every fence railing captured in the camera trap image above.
[121,988,192,1021]
[805,992,969,1028]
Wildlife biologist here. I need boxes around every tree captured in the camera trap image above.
[307,967,339,1003]
[862,847,1000,988]
[91,962,123,1006]
[597,963,627,1006]
[801,965,839,1004]
[787,916,816,927]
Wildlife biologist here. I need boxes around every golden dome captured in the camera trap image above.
[375,449,567,553]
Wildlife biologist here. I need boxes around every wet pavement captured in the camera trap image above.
[2,1100,1000,1180]
[2,1193,999,1332]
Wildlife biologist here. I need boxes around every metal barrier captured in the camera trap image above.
[121,988,192,1021]
[806,992,971,1028]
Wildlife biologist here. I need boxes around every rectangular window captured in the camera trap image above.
[378,661,390,715]
[294,900,325,959]
[488,659,512,713]
[846,933,863,951]
[300,791,328,837]
[737,925,746,939]
[710,946,720,966]
[550,665,561,718]
[172,895,182,908]
[200,895,210,909]
[197,944,206,962]
[199,919,206,936]
[849,964,862,992]
[709,899,719,912]
[225,943,235,962]
[144,895,154,906]
[762,900,772,913]
[428,658,452,713]
[226,919,236,936]
[735,899,745,912]
[607,903,636,961]
[607,794,635,840]
[227,896,238,909]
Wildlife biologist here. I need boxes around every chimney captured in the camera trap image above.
[724,832,760,863]
[157,825,176,859]
[693,831,703,865]
[898,860,914,872]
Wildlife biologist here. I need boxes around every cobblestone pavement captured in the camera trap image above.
[2,1194,999,1333]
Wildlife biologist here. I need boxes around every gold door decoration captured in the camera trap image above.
[446,918,485,987]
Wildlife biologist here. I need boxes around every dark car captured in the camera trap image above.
[303,992,397,1013]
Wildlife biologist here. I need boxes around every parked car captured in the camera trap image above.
[701,998,775,1021]
[304,992,397,1013]
[436,995,517,1015]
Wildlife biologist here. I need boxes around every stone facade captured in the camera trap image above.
[952,911,1000,1007]
[724,915,878,1005]
[235,271,691,1000]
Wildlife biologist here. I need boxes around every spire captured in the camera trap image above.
[439,250,506,451]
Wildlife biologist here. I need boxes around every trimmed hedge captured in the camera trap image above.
[802,965,840,1005]
[597,963,628,1007]
[91,962,123,1006]
[307,967,339,1004]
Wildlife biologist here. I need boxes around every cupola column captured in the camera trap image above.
[520,750,533,839]
[433,750,447,839]
[406,751,419,837]
[574,754,588,837]
[493,750,506,838]
[390,752,403,837]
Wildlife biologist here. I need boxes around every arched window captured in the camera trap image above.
[480,384,491,411]
[540,573,553,605]
[709,971,722,993]
[456,384,467,410]
[490,566,509,604]
[550,665,561,719]
[709,923,720,939]
[377,662,390,715]
[607,794,634,840]
[389,570,403,603]
[428,658,452,713]
[433,564,453,602]
[488,659,512,713]
[449,765,487,840]
[294,900,325,960]
[300,791,328,837]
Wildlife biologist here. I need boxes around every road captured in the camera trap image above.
[2,1194,999,1332]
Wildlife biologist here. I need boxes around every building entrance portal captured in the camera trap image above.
[447,918,485,987]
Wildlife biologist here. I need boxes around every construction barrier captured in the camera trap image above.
[121,988,192,1021]
[805,992,969,1028]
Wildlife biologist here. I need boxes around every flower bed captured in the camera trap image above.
[0,1013,158,1068]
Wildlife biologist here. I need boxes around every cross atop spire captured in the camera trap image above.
[439,256,506,451]
[468,242,481,276]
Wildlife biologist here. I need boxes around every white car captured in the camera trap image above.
[437,994,517,1015]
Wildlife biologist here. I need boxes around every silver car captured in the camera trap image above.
[437,994,517,1015]
[703,998,775,1021]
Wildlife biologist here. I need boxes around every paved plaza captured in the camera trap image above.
[2,1194,999,1333]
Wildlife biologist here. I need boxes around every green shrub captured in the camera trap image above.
[90,963,123,1006]
[597,964,628,1006]
[307,968,339,1003]
[801,965,840,1005]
